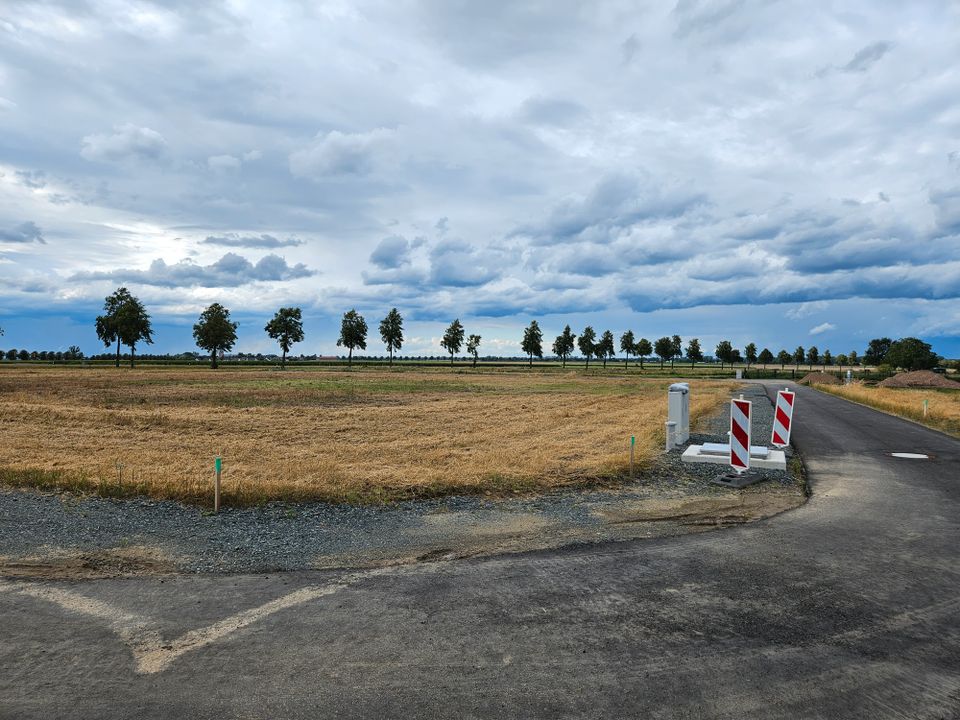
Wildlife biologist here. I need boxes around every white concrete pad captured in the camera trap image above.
[682,444,787,471]
[700,442,770,458]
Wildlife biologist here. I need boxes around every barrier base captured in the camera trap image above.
[712,471,765,489]
[682,444,787,471]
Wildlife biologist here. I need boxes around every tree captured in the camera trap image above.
[115,292,152,367]
[715,340,733,370]
[758,348,774,365]
[730,348,743,365]
[822,349,833,367]
[807,346,819,366]
[836,353,848,372]
[744,343,757,368]
[193,303,238,369]
[379,308,404,365]
[598,330,615,368]
[685,338,703,369]
[635,338,652,369]
[5,349,15,361]
[466,334,481,368]
[441,319,464,365]
[264,307,304,369]
[553,325,576,368]
[620,330,635,369]
[18,349,28,361]
[848,350,859,366]
[793,345,805,369]
[337,309,368,367]
[95,287,144,368]
[864,338,892,366]
[777,350,791,369]
[670,335,682,369]
[67,345,83,360]
[577,326,596,369]
[654,336,674,369]
[521,320,544,368]
[885,337,939,370]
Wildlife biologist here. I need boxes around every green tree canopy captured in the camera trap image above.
[793,345,805,367]
[620,330,635,367]
[807,346,819,365]
[635,337,652,369]
[715,340,733,369]
[379,308,404,365]
[96,286,153,368]
[836,353,849,368]
[864,338,892,366]
[441,319,464,364]
[598,330,615,368]
[777,349,791,369]
[744,342,757,367]
[822,349,833,366]
[466,334,482,367]
[885,337,939,370]
[758,348,774,365]
[521,320,544,368]
[264,307,304,369]
[337,309,368,367]
[193,303,238,369]
[553,325,576,368]
[654,336,674,369]
[686,338,703,367]
[577,326,596,369]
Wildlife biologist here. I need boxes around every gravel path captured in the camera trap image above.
[0,384,803,575]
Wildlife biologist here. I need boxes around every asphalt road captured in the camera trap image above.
[2,382,959,719]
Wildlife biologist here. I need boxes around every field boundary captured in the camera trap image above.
[814,385,960,440]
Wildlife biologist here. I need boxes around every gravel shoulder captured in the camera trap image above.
[0,384,805,577]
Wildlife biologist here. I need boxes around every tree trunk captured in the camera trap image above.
[450,353,454,366]
[129,345,135,368]
[528,353,532,368]
[660,358,664,369]
[348,348,353,368]
[389,348,393,366]
[115,337,121,368]
[473,356,477,368]
[624,354,629,369]
[562,356,566,368]
[585,356,590,369]
[281,349,286,369]
[639,357,644,369]
[211,350,218,369]
[671,358,674,369]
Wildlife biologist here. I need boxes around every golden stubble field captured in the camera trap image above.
[0,367,732,506]
[820,383,960,437]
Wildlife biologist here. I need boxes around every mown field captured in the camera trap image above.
[0,367,732,506]
[819,384,960,438]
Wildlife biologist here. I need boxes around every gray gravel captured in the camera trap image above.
[0,384,802,574]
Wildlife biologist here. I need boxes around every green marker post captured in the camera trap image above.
[630,435,635,477]
[214,455,222,513]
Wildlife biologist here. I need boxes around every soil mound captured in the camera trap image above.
[878,370,959,389]
[799,372,841,385]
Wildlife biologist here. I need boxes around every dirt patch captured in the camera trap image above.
[594,491,804,527]
[878,370,959,389]
[799,372,841,386]
[0,545,179,580]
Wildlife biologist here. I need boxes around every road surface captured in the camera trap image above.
[1,382,959,719]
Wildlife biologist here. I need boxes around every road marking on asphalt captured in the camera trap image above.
[0,566,397,675]
[889,452,929,459]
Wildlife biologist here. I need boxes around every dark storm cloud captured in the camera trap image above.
[0,221,45,244]
[841,41,894,73]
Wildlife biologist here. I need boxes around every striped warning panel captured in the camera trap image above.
[730,398,752,472]
[771,389,795,448]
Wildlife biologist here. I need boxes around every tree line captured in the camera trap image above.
[1,287,943,372]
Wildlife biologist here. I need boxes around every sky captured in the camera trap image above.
[1,0,959,359]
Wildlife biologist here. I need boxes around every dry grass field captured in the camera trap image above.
[820,383,960,438]
[0,367,732,506]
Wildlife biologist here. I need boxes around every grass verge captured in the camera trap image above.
[819,384,960,438]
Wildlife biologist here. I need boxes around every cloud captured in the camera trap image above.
[428,239,504,287]
[809,322,836,335]
[289,129,393,179]
[518,97,587,126]
[786,301,829,320]
[80,123,168,163]
[369,235,411,269]
[70,253,314,288]
[207,154,241,171]
[0,221,46,244]
[841,41,893,73]
[201,234,303,249]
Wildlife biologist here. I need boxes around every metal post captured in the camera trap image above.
[630,436,635,477]
[923,399,929,418]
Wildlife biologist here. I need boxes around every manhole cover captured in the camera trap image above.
[889,452,930,459]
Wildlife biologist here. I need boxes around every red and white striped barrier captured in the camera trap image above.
[729,398,752,473]
[771,389,795,448]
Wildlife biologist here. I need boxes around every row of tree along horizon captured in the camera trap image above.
[3,287,943,372]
